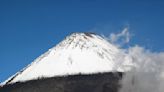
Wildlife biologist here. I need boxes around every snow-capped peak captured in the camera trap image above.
[2,32,131,85]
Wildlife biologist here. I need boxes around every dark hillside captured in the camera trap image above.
[0,72,123,92]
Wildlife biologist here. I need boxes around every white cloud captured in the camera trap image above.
[109,27,131,47]
[103,28,164,92]
[119,46,164,92]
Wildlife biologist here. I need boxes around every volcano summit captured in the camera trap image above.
[0,33,133,92]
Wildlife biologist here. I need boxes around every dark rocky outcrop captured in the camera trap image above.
[0,72,123,92]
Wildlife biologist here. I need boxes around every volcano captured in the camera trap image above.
[0,32,133,92]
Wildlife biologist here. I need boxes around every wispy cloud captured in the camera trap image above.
[109,27,131,47]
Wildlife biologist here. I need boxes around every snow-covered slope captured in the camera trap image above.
[2,32,132,85]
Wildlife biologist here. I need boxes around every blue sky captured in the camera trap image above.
[0,0,164,82]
